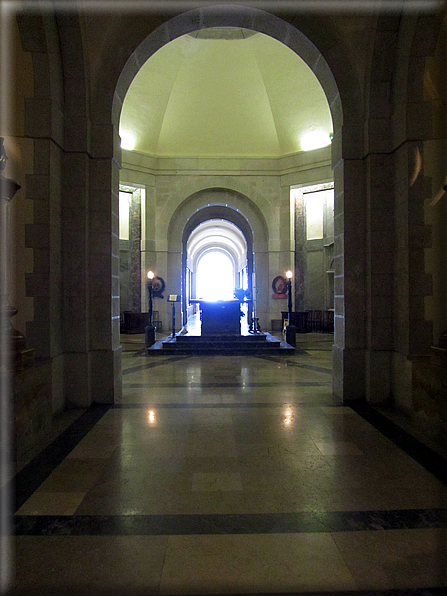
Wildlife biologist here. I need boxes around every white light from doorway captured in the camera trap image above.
[196,252,234,302]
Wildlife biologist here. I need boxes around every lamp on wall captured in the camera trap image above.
[145,270,155,351]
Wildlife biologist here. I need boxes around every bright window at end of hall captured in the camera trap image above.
[305,191,325,240]
[119,191,131,240]
[196,252,234,302]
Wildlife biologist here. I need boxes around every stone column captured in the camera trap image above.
[61,151,91,407]
[332,156,367,400]
[364,153,395,403]
[88,155,122,403]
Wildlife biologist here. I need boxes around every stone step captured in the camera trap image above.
[174,334,268,344]
[147,332,295,355]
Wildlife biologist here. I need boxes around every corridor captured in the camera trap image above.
[10,333,447,594]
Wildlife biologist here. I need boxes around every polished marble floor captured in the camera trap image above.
[7,331,447,595]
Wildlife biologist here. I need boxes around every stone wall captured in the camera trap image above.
[121,149,333,331]
[7,5,445,415]
[13,360,52,464]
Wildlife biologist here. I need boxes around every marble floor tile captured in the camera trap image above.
[159,533,357,594]
[315,441,364,455]
[192,472,243,492]
[33,458,108,493]
[332,528,447,590]
[14,535,168,591]
[65,438,118,459]
[16,491,86,516]
[10,341,447,594]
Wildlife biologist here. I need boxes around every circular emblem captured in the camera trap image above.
[272,275,287,295]
[152,276,165,298]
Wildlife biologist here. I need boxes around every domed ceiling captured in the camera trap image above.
[119,28,333,158]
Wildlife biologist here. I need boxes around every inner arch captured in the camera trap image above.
[187,219,248,305]
[182,204,255,327]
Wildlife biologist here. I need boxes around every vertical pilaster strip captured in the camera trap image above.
[294,192,306,311]
[365,153,394,403]
[332,155,367,400]
[21,11,65,413]
[130,188,142,313]
[61,151,91,407]
[88,155,122,403]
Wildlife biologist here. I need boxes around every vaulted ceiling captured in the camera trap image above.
[119,28,333,158]
[187,220,246,272]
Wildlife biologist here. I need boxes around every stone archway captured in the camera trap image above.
[11,2,446,412]
[166,188,267,329]
[16,3,363,405]
[181,204,255,328]
[112,4,364,400]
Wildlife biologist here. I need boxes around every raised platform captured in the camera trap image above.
[147,332,295,355]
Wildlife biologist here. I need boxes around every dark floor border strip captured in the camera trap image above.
[12,405,111,512]
[6,588,447,596]
[122,355,191,375]
[122,381,330,388]
[349,401,447,486]
[13,508,446,536]
[113,401,344,409]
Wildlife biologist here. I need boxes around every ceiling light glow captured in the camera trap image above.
[301,131,331,152]
[120,131,136,150]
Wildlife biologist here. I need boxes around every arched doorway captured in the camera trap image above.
[112,4,361,401]
[179,201,256,329]
[187,220,248,305]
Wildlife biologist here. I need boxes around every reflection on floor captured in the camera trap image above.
[8,332,447,595]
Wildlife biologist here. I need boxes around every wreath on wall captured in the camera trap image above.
[272,275,287,295]
[152,276,165,298]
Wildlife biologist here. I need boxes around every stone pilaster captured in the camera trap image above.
[332,157,367,401]
[129,188,142,313]
[294,193,306,311]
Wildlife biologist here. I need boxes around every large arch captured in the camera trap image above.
[109,4,445,406]
[111,5,367,400]
[16,3,370,406]
[113,6,350,135]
